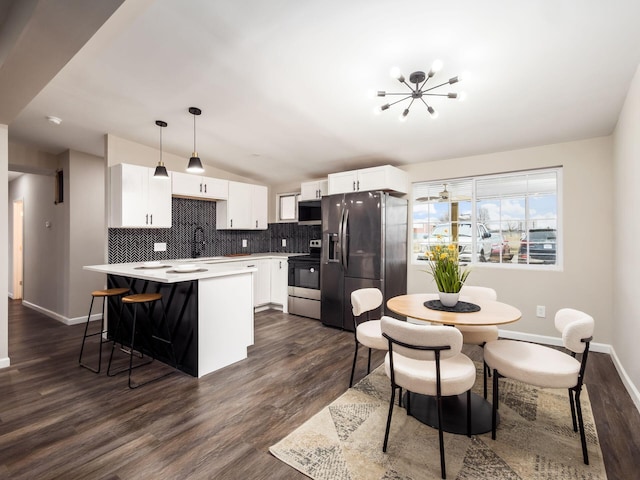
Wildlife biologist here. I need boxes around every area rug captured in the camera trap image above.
[270,365,606,479]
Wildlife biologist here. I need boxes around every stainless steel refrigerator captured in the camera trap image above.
[321,191,407,332]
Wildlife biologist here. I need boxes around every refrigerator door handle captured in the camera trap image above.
[342,207,349,270]
[337,207,344,267]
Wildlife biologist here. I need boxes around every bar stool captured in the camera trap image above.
[107,292,178,389]
[79,287,129,373]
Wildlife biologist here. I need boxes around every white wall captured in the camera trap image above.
[7,148,107,324]
[613,64,640,403]
[105,134,257,182]
[403,136,614,345]
[9,173,65,316]
[0,125,8,368]
[67,150,106,319]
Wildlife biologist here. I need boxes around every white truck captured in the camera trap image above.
[419,222,493,263]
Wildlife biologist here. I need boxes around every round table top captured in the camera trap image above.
[387,293,522,327]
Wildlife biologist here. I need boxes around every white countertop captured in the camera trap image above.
[84,253,298,283]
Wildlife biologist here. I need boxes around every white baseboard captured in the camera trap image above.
[21,301,100,326]
[609,346,640,414]
[0,357,10,368]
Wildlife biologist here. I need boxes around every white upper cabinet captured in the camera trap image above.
[216,181,268,230]
[110,163,172,228]
[300,179,328,201]
[172,172,228,200]
[328,165,408,195]
[252,184,268,229]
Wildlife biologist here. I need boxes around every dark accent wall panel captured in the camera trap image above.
[108,197,322,263]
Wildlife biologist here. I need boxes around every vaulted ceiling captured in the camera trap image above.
[4,0,640,185]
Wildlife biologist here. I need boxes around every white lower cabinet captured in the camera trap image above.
[236,259,270,307]
[270,258,289,312]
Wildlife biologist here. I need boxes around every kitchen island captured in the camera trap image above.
[84,259,257,378]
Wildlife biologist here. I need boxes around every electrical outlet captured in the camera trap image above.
[281,239,287,247]
[536,305,546,318]
[154,242,167,252]
[242,239,248,248]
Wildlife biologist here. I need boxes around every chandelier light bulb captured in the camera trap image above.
[428,59,443,77]
[399,109,410,122]
[428,106,439,118]
[390,66,401,79]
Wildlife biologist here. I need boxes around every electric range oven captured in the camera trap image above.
[288,239,321,319]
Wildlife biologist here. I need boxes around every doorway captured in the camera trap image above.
[13,199,24,300]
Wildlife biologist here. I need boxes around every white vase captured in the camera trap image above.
[438,291,460,307]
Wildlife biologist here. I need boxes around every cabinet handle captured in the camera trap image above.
[256,220,258,228]
[150,214,153,225]
[357,180,360,190]
[353,181,356,191]
[145,214,149,225]
[230,219,233,228]
[204,184,207,193]
[247,264,256,268]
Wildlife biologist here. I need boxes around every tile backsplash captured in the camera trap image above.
[108,197,321,263]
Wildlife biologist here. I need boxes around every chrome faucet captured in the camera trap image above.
[192,226,205,258]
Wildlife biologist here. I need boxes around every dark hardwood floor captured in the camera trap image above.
[1,299,638,479]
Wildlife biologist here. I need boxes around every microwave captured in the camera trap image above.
[298,200,322,225]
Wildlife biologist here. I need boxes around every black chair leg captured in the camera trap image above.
[436,394,446,479]
[568,388,578,432]
[349,341,359,387]
[466,390,471,437]
[492,368,499,440]
[367,348,372,374]
[575,390,589,465]
[383,384,396,452]
[483,362,488,399]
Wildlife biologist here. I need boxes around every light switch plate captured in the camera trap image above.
[154,242,167,252]
[281,239,287,247]
[242,239,248,248]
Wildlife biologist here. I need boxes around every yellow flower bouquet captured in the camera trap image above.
[427,243,471,293]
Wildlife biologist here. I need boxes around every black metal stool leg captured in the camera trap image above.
[78,295,97,372]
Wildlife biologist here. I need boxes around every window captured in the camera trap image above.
[278,193,299,222]
[412,168,561,267]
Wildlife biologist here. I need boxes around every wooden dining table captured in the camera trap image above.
[386,293,522,435]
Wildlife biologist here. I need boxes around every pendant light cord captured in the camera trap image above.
[193,112,197,153]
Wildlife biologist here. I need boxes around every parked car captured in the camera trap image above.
[489,233,513,262]
[518,228,557,264]
[419,222,493,263]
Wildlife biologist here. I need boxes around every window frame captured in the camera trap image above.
[277,192,299,223]
[411,167,562,270]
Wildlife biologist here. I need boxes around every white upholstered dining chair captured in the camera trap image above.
[381,316,476,480]
[349,288,387,387]
[484,308,594,465]
[457,285,498,398]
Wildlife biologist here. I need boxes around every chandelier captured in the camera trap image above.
[375,60,464,121]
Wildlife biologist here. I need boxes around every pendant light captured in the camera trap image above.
[153,120,169,178]
[186,106,204,173]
